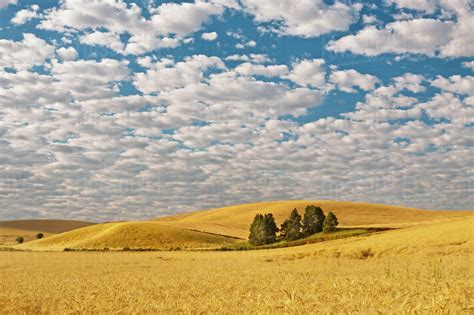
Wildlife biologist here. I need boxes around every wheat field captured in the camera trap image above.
[1,215,472,313]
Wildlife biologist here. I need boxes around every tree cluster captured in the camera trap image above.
[248,205,338,245]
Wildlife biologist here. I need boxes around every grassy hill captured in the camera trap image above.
[0,219,95,246]
[0,219,95,233]
[277,215,474,259]
[16,221,238,251]
[154,200,473,239]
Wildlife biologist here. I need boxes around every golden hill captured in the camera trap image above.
[0,220,95,247]
[275,215,474,259]
[16,221,237,251]
[0,219,95,233]
[155,200,473,238]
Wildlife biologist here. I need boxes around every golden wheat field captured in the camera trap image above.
[1,214,473,313]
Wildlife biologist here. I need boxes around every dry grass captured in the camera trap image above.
[155,200,473,238]
[1,216,472,313]
[16,221,238,251]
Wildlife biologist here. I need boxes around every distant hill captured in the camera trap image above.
[0,219,96,246]
[16,221,238,251]
[0,219,95,234]
[154,200,474,239]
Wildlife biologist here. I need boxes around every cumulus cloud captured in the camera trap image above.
[463,61,474,70]
[283,59,327,89]
[327,19,454,57]
[385,0,438,13]
[11,4,39,24]
[38,0,232,54]
[0,33,54,70]
[328,0,474,58]
[242,0,361,37]
[80,31,125,53]
[0,0,16,9]
[133,55,225,93]
[225,54,271,64]
[329,69,379,93]
[56,46,78,61]
[234,62,288,77]
[201,31,218,41]
[431,75,474,95]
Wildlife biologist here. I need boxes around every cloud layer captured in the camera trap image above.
[0,0,472,221]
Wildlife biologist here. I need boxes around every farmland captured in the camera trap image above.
[0,211,472,313]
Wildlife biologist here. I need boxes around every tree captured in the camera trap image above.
[36,233,44,239]
[280,208,303,241]
[248,213,278,245]
[262,213,278,244]
[302,205,325,236]
[323,211,339,233]
[16,236,24,244]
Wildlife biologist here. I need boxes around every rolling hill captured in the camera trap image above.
[16,221,238,251]
[154,200,473,239]
[0,219,95,233]
[0,219,95,246]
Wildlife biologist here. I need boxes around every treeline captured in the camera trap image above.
[248,205,338,246]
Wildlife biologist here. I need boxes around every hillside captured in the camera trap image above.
[0,219,95,233]
[276,215,474,259]
[155,200,473,239]
[16,221,237,251]
[0,219,95,246]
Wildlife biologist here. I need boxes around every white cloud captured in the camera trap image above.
[242,0,361,37]
[235,62,288,77]
[225,54,271,64]
[38,0,232,54]
[80,31,125,53]
[385,0,438,13]
[11,5,39,25]
[50,58,130,100]
[362,14,379,25]
[56,46,78,61]
[463,61,474,70]
[0,33,54,70]
[0,0,16,9]
[327,19,454,57]
[283,59,326,89]
[438,1,474,57]
[431,75,474,95]
[133,55,225,94]
[329,69,379,93]
[201,31,218,41]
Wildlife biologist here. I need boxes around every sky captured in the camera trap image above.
[0,0,472,221]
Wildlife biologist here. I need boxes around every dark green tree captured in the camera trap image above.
[249,213,278,245]
[323,211,339,233]
[36,232,44,239]
[302,205,325,236]
[262,213,278,244]
[16,236,24,244]
[280,208,303,241]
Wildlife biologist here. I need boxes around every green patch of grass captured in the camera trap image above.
[218,228,372,251]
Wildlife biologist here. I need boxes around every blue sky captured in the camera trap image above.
[0,0,472,221]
